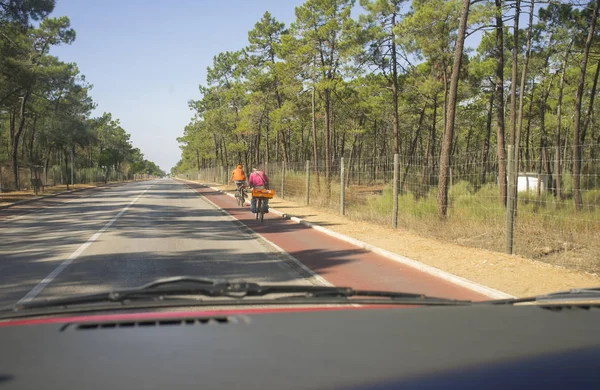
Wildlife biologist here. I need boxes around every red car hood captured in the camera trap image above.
[0,304,405,327]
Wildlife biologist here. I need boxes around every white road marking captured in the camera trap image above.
[16,183,154,304]
[179,181,333,287]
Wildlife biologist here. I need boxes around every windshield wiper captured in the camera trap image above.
[481,287,600,305]
[1,276,472,313]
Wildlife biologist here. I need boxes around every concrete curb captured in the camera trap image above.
[178,179,515,300]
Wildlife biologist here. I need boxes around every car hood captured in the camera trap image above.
[0,304,405,327]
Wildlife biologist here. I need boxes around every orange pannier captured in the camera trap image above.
[252,189,275,199]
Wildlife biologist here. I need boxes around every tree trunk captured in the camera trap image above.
[340,130,346,160]
[525,84,534,173]
[28,115,37,163]
[279,130,289,164]
[573,0,600,211]
[401,105,425,193]
[505,0,520,224]
[391,12,400,155]
[509,0,520,149]
[28,115,38,181]
[332,108,337,163]
[323,89,332,199]
[540,84,550,196]
[256,129,261,168]
[437,0,470,218]
[554,44,570,199]
[64,148,70,190]
[581,57,600,148]
[514,0,534,189]
[9,111,15,163]
[424,92,438,187]
[371,120,377,184]
[431,93,437,179]
[442,69,448,145]
[482,88,494,184]
[213,133,220,166]
[346,132,358,188]
[275,130,279,161]
[11,92,30,190]
[563,125,570,174]
[300,122,305,162]
[271,46,289,165]
[265,122,270,167]
[495,0,507,205]
[311,72,320,190]
[44,152,50,184]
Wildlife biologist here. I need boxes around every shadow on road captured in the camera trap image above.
[0,180,364,307]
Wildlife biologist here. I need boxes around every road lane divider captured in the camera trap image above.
[16,182,155,304]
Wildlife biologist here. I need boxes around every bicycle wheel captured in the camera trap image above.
[255,199,261,220]
[236,191,242,206]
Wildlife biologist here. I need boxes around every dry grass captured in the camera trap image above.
[0,184,91,206]
[257,173,600,276]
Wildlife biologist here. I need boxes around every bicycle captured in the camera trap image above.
[251,188,274,224]
[255,198,265,223]
[234,182,246,206]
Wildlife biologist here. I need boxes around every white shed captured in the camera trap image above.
[517,173,549,193]
[498,173,550,193]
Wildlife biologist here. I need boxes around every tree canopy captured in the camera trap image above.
[1,0,164,190]
[176,1,599,213]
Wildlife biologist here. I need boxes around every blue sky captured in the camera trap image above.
[50,0,306,171]
[49,0,491,172]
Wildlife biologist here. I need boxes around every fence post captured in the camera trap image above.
[281,160,285,200]
[505,145,515,254]
[392,153,399,228]
[340,157,345,215]
[305,160,310,206]
[554,145,561,201]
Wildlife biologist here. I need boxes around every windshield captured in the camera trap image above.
[0,0,599,314]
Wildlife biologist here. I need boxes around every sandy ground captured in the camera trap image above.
[0,181,145,207]
[0,184,96,207]
[206,182,600,297]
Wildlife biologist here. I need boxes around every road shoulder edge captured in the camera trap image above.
[177,179,514,300]
[0,180,148,211]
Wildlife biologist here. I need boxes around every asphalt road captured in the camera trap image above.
[0,179,315,307]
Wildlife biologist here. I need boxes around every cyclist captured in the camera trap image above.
[248,167,270,214]
[230,164,246,191]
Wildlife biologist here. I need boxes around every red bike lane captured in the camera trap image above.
[183,181,490,301]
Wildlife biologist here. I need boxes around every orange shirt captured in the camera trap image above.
[231,168,246,181]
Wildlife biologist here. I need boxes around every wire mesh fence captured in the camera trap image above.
[178,144,600,273]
